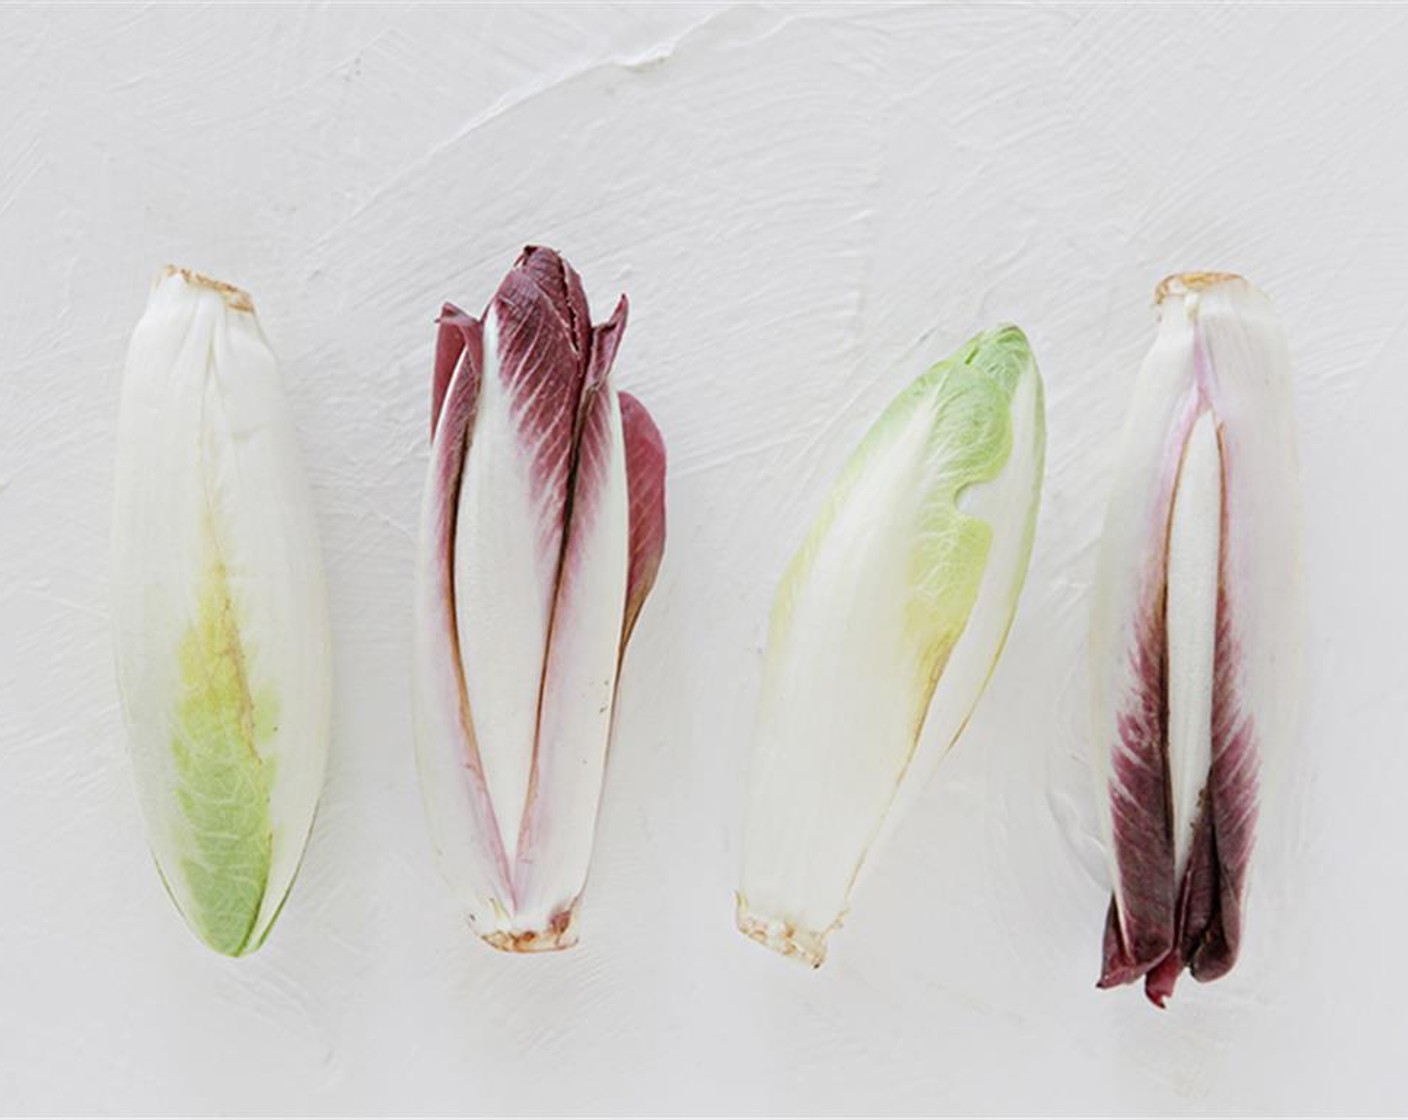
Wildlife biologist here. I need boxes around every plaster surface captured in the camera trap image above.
[1,4,1405,1114]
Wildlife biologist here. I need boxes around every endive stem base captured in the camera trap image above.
[735,895,831,968]
[476,908,579,954]
[161,264,253,312]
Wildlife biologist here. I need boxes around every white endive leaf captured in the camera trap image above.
[413,248,665,952]
[1090,273,1303,1006]
[512,379,631,931]
[739,326,1045,967]
[111,267,331,957]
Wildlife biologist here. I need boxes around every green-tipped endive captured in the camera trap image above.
[111,267,331,957]
[739,326,1045,967]
[1091,273,1303,1007]
[414,247,666,952]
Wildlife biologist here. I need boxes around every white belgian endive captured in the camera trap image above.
[414,247,666,952]
[1090,273,1303,1006]
[111,267,331,957]
[739,326,1045,967]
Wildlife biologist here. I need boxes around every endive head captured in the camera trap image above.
[111,266,331,957]
[1090,270,1302,1005]
[740,324,1044,966]
[414,247,665,951]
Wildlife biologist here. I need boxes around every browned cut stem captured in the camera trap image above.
[480,907,578,953]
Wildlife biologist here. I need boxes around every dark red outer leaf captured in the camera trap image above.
[1098,591,1176,992]
[432,303,481,438]
[426,303,514,898]
[1189,582,1257,983]
[587,295,629,392]
[619,391,666,649]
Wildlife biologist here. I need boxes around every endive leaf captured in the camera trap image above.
[620,390,667,647]
[111,267,331,956]
[431,303,480,438]
[170,540,277,955]
[1091,273,1303,1005]
[513,369,630,936]
[413,303,512,914]
[739,325,1045,966]
[453,258,590,875]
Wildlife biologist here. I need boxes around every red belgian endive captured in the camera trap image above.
[413,247,665,952]
[1090,273,1303,1006]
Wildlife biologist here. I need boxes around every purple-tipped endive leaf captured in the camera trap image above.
[413,247,665,952]
[738,326,1045,967]
[1090,273,1303,1006]
[111,267,332,956]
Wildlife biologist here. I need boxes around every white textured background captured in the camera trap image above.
[2,3,1406,1115]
